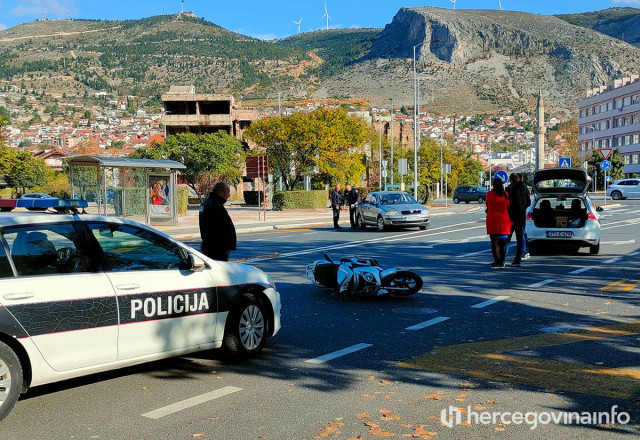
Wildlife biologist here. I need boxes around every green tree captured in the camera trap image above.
[0,106,11,124]
[587,148,624,190]
[245,108,368,190]
[0,146,51,194]
[133,132,245,201]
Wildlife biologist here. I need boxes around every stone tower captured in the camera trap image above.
[535,89,546,170]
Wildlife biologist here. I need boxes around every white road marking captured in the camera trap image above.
[600,239,636,245]
[305,343,373,364]
[569,267,592,274]
[301,232,318,236]
[457,243,515,259]
[603,257,622,264]
[246,221,484,262]
[470,296,510,309]
[278,235,293,239]
[528,279,556,288]
[541,324,591,333]
[141,386,242,419]
[629,251,640,256]
[405,316,450,331]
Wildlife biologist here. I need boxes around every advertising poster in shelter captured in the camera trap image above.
[148,174,172,217]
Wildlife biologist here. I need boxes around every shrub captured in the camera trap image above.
[0,188,16,199]
[272,190,328,210]
[29,173,71,198]
[243,190,264,206]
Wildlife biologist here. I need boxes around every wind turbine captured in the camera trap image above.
[450,0,456,9]
[321,2,330,30]
[293,18,302,34]
[499,0,503,10]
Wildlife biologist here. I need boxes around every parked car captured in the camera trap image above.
[525,167,602,255]
[0,206,281,420]
[355,191,430,231]
[606,178,640,200]
[453,186,488,204]
[19,193,59,211]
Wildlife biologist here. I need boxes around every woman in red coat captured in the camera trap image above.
[486,178,512,268]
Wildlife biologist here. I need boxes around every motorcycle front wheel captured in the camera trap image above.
[385,271,423,296]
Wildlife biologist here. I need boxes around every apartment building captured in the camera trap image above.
[578,72,640,175]
[161,85,257,147]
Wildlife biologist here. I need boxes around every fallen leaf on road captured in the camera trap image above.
[401,423,412,428]
[382,415,401,421]
[368,376,375,381]
[486,400,498,404]
[378,380,392,386]
[473,404,487,411]
[348,436,363,440]
[457,393,467,398]
[379,409,394,415]
[458,421,472,427]
[336,417,344,421]
[423,392,444,400]
[356,412,371,419]
[413,425,438,439]
[214,376,222,380]
[314,422,344,439]
[366,423,395,437]
[141,386,148,391]
[192,434,204,438]
[362,394,376,400]
[494,427,505,431]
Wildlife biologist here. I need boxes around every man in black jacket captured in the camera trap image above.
[331,184,344,229]
[199,181,237,261]
[343,183,360,228]
[507,173,531,267]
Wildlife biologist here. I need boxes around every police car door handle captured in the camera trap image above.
[116,283,140,290]
[3,292,35,300]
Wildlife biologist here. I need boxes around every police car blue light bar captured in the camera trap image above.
[0,198,89,211]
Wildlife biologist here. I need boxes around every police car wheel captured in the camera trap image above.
[376,216,385,232]
[0,342,22,422]
[223,294,267,358]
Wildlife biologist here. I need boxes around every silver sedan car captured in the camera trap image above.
[355,191,430,231]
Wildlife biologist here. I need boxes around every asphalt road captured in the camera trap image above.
[3,197,639,439]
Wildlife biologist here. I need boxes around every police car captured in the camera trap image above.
[0,200,281,420]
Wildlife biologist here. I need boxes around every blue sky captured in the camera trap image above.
[0,0,638,38]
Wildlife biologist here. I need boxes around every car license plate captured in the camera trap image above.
[404,216,420,221]
[546,231,573,238]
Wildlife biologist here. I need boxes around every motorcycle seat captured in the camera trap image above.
[315,262,339,288]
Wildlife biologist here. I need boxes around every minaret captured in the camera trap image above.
[535,89,546,170]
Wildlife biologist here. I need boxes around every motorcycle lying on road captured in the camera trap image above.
[306,253,423,301]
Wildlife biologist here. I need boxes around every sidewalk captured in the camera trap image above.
[153,203,475,240]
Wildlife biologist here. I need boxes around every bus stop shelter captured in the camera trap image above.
[65,156,186,226]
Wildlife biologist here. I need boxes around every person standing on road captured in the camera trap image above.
[518,174,531,260]
[331,184,345,229]
[486,177,512,269]
[507,173,530,267]
[199,181,237,261]
[343,183,360,228]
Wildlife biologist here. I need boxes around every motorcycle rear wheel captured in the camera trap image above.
[386,271,423,296]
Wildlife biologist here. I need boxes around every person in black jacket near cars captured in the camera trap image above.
[331,184,344,229]
[507,173,531,267]
[199,181,237,261]
[343,183,360,228]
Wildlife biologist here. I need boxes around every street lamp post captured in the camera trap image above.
[390,99,394,188]
[412,43,423,199]
[378,115,383,191]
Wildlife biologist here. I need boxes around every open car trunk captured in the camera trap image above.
[531,196,588,229]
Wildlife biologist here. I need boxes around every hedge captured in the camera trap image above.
[272,190,328,210]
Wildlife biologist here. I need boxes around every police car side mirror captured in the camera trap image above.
[183,254,206,272]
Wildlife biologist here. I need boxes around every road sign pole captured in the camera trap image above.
[604,170,607,205]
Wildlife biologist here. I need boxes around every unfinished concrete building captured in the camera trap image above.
[161,85,257,147]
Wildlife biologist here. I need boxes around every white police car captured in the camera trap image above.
[0,202,281,420]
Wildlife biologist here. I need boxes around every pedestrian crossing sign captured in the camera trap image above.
[559,157,571,168]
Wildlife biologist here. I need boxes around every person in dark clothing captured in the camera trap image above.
[506,173,530,267]
[199,181,236,261]
[343,183,360,228]
[331,184,344,229]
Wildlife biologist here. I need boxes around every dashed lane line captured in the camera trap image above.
[569,267,592,275]
[527,279,556,288]
[470,296,510,309]
[603,257,623,264]
[142,386,242,419]
[405,316,450,331]
[305,343,373,364]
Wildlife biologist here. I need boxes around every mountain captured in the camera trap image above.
[316,7,640,115]
[0,9,638,116]
[556,7,640,48]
